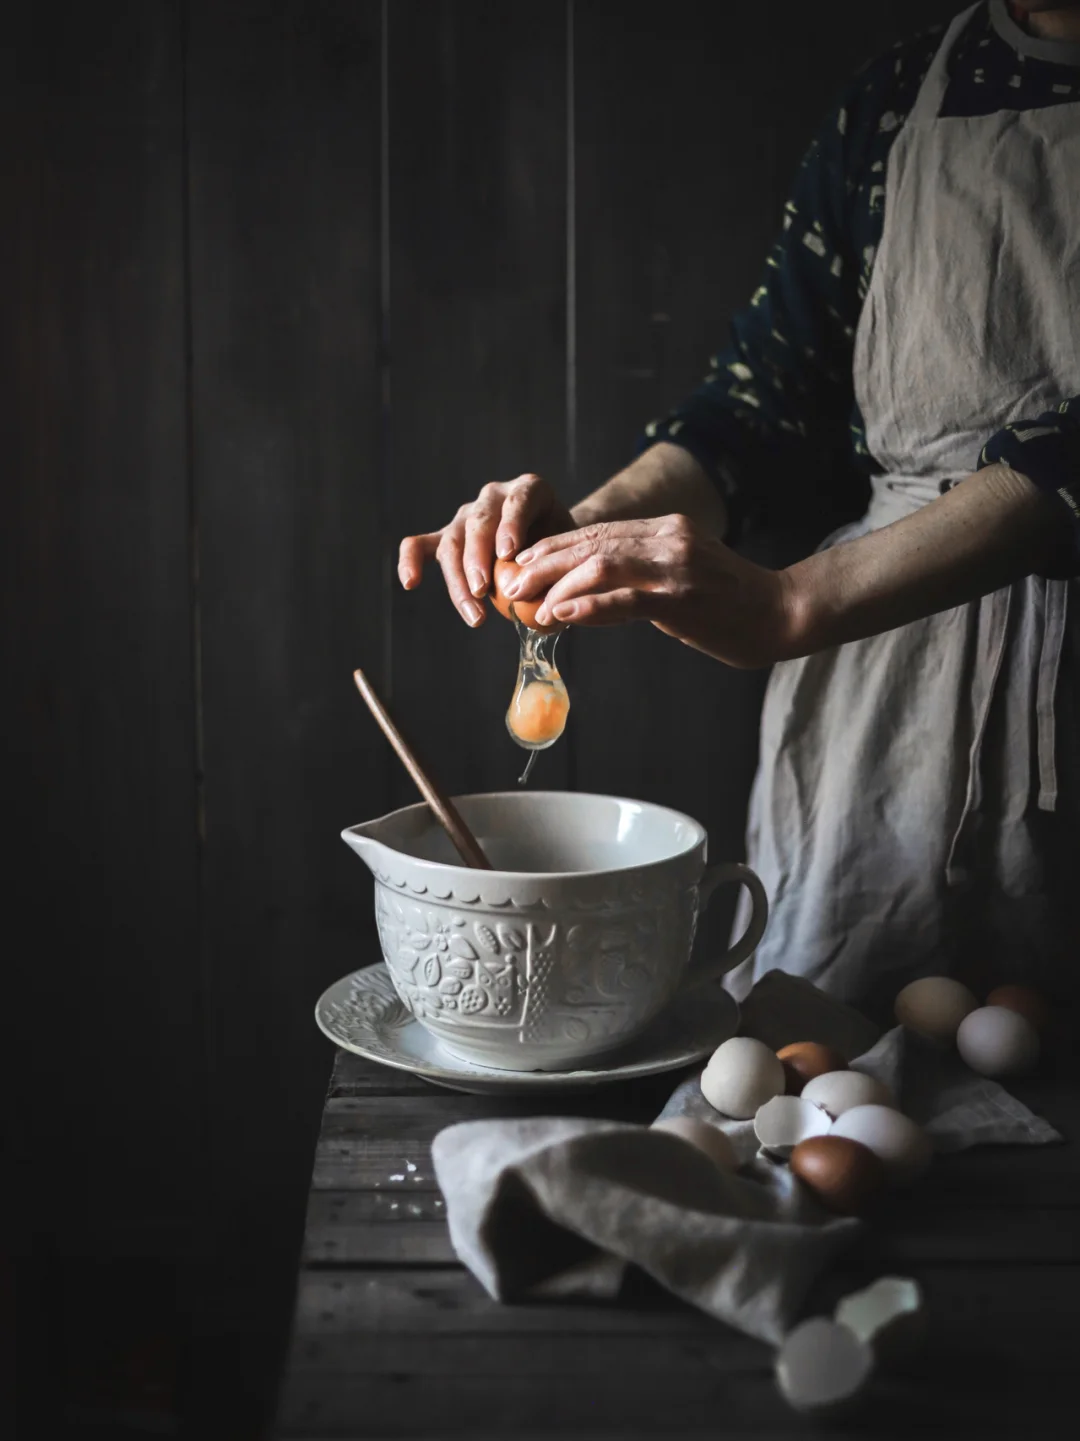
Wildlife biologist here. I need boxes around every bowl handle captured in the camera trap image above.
[682,862,768,989]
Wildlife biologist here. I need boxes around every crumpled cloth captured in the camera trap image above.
[431,972,1061,1346]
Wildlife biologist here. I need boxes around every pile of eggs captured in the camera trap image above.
[648,981,1047,1415]
[686,1036,929,1217]
[893,977,1046,1076]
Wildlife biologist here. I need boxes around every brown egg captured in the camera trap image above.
[490,557,565,635]
[789,1136,886,1216]
[985,985,1050,1033]
[777,1042,848,1096]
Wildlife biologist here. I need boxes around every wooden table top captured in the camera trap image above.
[275,1043,1079,1439]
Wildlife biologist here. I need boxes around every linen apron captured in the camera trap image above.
[725,6,1080,1025]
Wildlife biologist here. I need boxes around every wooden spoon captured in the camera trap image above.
[352,668,492,870]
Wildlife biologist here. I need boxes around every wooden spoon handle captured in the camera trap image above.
[352,668,492,870]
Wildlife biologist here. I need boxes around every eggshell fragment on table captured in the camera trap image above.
[834,1276,926,1371]
[829,1104,932,1186]
[800,1069,893,1119]
[776,1041,848,1095]
[789,1135,886,1216]
[651,1116,738,1171]
[753,1095,833,1161]
[700,1037,785,1120]
[956,1005,1040,1078]
[985,984,1050,1034]
[894,975,979,1045]
[775,1316,873,1416]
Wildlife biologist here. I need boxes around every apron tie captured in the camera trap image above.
[1036,580,1069,812]
[946,578,1067,885]
[945,587,1012,887]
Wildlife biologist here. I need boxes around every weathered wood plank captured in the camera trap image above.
[3,0,201,1250]
[300,1187,1078,1268]
[188,0,384,1248]
[186,3,383,1435]
[327,1051,437,1099]
[386,0,570,804]
[278,1265,1075,1435]
[310,1089,1079,1201]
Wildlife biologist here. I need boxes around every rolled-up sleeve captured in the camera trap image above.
[979,398,1080,570]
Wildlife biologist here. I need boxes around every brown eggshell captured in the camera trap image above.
[490,557,565,635]
[777,1042,848,1096]
[789,1136,885,1216]
[985,985,1050,1033]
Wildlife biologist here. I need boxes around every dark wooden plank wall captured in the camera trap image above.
[6,0,961,1430]
[386,0,571,802]
[4,0,201,1257]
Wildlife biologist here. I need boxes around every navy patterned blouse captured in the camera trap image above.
[642,0,1080,555]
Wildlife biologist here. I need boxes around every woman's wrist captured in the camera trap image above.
[570,443,729,537]
[775,464,1061,658]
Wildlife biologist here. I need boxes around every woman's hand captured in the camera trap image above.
[508,514,800,669]
[398,473,576,627]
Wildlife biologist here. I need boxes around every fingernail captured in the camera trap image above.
[399,569,415,589]
[496,535,514,558]
[502,578,521,598]
[467,568,486,596]
[516,548,534,564]
[552,602,576,620]
[534,605,550,626]
[464,600,483,626]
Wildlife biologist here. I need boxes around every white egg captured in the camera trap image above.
[829,1104,932,1185]
[652,1116,738,1170]
[894,976,978,1045]
[956,1005,1039,1078]
[700,1037,785,1120]
[800,1069,893,1119]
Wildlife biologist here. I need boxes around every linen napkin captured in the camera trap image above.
[431,972,1061,1346]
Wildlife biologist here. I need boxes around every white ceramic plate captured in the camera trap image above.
[316,962,740,1095]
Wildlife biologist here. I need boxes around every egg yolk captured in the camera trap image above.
[507,678,570,746]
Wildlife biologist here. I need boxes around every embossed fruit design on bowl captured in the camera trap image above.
[342,791,767,1073]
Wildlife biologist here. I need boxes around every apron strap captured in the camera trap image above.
[947,577,1068,883]
[909,5,983,127]
[946,586,1013,887]
[1037,580,1069,812]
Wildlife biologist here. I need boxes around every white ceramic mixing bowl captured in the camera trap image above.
[343,791,766,1071]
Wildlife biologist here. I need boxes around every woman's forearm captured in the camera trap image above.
[782,464,1066,657]
[570,442,729,538]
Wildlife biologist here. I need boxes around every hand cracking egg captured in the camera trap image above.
[490,557,565,635]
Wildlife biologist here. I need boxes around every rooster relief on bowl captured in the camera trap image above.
[374,884,697,1069]
[318,963,412,1061]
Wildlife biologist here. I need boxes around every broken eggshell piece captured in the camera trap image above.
[753,1095,833,1161]
[774,1316,873,1417]
[834,1276,927,1372]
